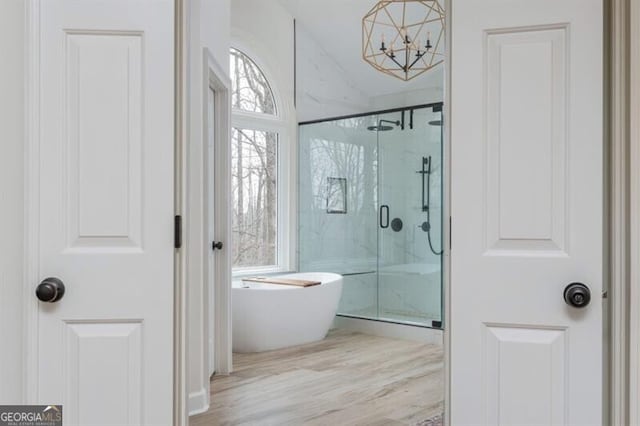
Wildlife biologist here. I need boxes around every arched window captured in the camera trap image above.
[230,48,287,272]
[230,48,276,115]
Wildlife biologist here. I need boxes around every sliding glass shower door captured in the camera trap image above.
[298,104,443,328]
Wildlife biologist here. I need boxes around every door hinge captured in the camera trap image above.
[174,215,182,249]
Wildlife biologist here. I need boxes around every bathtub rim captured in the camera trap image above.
[232,272,343,291]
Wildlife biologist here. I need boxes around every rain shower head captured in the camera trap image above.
[367,119,401,132]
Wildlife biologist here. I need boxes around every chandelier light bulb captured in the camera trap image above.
[426,31,433,50]
[415,37,422,56]
[400,26,409,44]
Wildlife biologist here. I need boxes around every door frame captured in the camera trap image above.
[629,0,640,423]
[609,0,639,424]
[202,47,233,376]
[607,0,629,424]
[175,0,187,423]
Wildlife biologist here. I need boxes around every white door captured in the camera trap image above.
[451,0,602,424]
[35,1,174,425]
[207,86,216,376]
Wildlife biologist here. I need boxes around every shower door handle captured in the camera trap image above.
[380,205,390,229]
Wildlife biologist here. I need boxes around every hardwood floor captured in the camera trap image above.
[190,329,444,426]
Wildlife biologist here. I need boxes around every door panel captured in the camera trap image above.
[483,324,567,425]
[64,321,143,426]
[451,0,602,424]
[485,26,568,256]
[37,1,174,425]
[65,32,143,250]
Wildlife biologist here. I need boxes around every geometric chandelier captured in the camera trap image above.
[362,0,445,81]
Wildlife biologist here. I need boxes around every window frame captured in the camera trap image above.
[230,46,292,277]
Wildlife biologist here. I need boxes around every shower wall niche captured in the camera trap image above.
[298,104,443,327]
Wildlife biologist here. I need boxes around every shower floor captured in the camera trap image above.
[190,329,444,426]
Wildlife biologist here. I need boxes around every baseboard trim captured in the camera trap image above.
[188,388,209,417]
[333,316,443,345]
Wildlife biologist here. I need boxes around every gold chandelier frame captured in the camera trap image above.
[362,0,445,81]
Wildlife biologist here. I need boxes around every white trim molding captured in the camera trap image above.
[607,0,630,424]
[188,389,209,417]
[629,0,640,423]
[174,0,188,424]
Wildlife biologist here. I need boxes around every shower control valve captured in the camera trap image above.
[419,222,431,232]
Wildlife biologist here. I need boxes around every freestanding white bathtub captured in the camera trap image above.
[232,272,343,353]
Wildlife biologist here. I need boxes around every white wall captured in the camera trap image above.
[187,0,231,416]
[231,0,295,108]
[0,0,24,404]
[202,0,231,78]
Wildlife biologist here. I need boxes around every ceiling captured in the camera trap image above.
[278,0,445,99]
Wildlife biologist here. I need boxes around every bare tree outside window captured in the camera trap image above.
[230,48,278,269]
[230,48,276,115]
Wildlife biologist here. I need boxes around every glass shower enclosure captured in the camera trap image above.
[298,103,443,328]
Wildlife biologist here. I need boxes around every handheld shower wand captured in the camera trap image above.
[418,156,443,256]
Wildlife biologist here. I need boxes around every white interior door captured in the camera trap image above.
[207,86,216,377]
[34,1,174,425]
[450,0,603,424]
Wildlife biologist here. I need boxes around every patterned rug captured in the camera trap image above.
[415,414,443,426]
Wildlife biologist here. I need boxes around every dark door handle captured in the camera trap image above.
[380,205,389,229]
[212,241,223,250]
[564,282,591,308]
[36,277,65,303]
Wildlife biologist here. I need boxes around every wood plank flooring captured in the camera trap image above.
[190,329,444,426]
